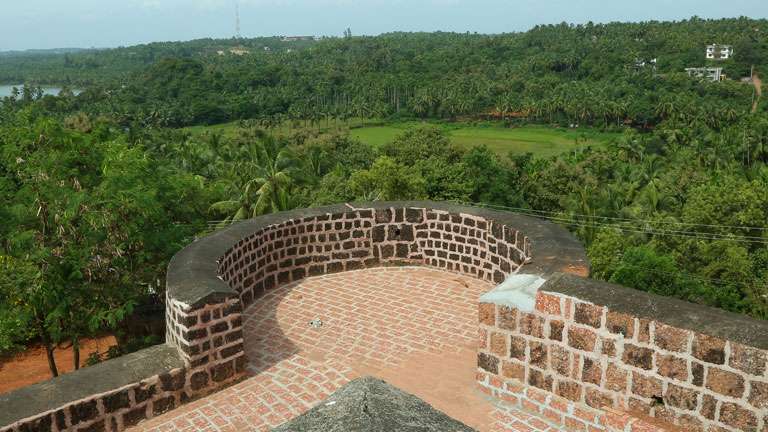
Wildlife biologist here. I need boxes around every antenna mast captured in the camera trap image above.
[235,1,241,39]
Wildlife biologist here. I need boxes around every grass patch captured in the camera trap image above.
[182,120,620,158]
[351,122,620,158]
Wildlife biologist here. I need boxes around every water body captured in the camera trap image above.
[0,85,82,98]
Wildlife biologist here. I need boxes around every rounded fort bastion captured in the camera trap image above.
[3,201,768,432]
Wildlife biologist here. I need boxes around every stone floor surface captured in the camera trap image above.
[130,267,561,432]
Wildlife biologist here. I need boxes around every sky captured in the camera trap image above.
[2,0,768,51]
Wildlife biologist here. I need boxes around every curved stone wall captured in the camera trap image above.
[0,201,588,432]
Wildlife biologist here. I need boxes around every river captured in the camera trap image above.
[0,85,82,97]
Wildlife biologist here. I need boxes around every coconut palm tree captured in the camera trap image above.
[209,135,299,223]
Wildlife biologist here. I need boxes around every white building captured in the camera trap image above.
[685,67,724,82]
[706,44,733,60]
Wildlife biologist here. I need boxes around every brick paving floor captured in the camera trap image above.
[131,267,562,432]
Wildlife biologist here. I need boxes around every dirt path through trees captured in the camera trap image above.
[0,335,116,394]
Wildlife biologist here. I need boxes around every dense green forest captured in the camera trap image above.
[1,17,768,377]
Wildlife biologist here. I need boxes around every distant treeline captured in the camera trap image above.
[1,17,767,129]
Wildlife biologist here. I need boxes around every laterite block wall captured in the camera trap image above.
[477,275,768,432]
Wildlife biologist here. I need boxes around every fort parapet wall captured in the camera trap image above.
[2,201,765,432]
[477,274,768,432]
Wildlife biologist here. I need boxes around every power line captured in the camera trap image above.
[460,202,768,245]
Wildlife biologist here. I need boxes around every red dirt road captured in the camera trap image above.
[0,335,116,394]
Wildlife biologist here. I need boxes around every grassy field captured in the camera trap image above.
[183,120,620,158]
[350,122,619,158]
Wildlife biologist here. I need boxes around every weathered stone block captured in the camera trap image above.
[631,372,662,399]
[729,343,767,376]
[212,361,235,382]
[529,341,548,368]
[605,311,634,338]
[747,381,768,409]
[478,303,495,326]
[152,396,175,416]
[622,344,654,370]
[656,354,688,382]
[718,402,758,431]
[556,380,583,402]
[581,357,602,385]
[501,361,525,381]
[605,362,628,392]
[122,406,147,428]
[568,327,597,352]
[477,352,499,374]
[69,400,98,425]
[489,332,507,357]
[509,336,527,361]
[549,320,564,341]
[574,303,602,328]
[550,345,571,377]
[159,370,186,392]
[535,293,562,316]
[665,384,698,411]
[692,334,726,365]
[528,369,553,391]
[653,324,689,353]
[706,368,744,398]
[104,389,130,413]
[498,306,517,331]
[190,371,209,391]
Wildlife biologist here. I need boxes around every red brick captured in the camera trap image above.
[574,302,603,328]
[543,408,563,425]
[535,292,562,315]
[521,399,541,414]
[479,303,496,326]
[478,328,489,350]
[573,406,598,424]
[653,323,689,353]
[549,396,569,413]
[631,420,667,432]
[565,416,587,432]
[568,327,597,352]
[550,345,571,377]
[603,409,633,430]
[706,367,745,398]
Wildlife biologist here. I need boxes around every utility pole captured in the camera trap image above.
[235,1,241,39]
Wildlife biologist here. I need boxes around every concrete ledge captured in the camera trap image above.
[542,272,768,350]
[0,345,183,427]
[166,201,589,308]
